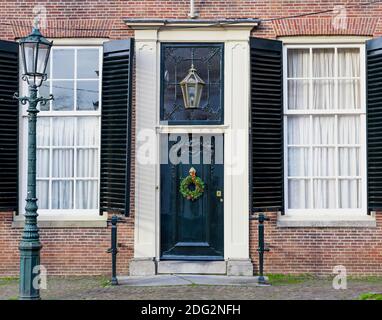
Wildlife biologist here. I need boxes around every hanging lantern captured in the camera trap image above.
[180,64,205,109]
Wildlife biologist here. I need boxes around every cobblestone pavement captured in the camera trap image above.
[0,276,381,300]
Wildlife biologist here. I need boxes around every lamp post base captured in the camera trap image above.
[19,241,42,300]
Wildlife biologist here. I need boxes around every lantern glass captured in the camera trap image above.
[20,27,52,87]
[161,43,223,124]
[180,66,205,109]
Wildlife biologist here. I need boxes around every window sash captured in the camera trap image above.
[283,44,367,215]
[19,46,102,215]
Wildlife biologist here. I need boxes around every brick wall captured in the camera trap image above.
[0,212,134,276]
[1,0,382,276]
[250,213,382,276]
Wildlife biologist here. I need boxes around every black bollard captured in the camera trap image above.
[108,215,119,285]
[256,213,270,285]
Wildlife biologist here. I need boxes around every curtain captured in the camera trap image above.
[36,116,99,210]
[36,118,50,209]
[76,117,99,209]
[287,48,361,210]
[288,49,309,110]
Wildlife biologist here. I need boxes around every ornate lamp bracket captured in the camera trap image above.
[14,92,54,108]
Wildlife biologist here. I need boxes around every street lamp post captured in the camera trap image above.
[14,20,53,300]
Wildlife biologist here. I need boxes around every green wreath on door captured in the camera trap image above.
[180,167,205,201]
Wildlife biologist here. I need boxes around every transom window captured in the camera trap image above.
[284,44,366,214]
[160,43,224,125]
[20,46,102,214]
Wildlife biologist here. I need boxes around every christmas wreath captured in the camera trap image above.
[180,167,205,201]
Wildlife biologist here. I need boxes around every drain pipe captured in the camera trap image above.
[188,0,199,19]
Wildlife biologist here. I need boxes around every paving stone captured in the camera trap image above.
[1,276,382,300]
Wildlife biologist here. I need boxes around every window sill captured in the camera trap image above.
[12,216,108,229]
[277,212,376,228]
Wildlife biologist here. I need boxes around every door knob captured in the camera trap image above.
[216,190,222,197]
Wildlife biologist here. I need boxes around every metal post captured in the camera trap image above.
[110,215,118,285]
[15,86,53,300]
[256,213,270,285]
[19,85,41,300]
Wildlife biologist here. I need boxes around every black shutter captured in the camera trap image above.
[0,40,19,212]
[367,37,382,212]
[250,37,284,213]
[100,39,134,216]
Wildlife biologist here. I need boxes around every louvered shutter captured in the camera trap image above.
[0,40,19,212]
[367,37,382,212]
[100,39,134,216]
[250,37,284,213]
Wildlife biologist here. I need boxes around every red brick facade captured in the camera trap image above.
[0,212,134,276]
[1,0,382,277]
[250,214,382,276]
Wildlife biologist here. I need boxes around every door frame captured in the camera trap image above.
[133,24,254,263]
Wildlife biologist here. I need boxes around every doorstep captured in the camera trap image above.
[117,274,268,287]
[157,261,227,275]
[129,259,254,276]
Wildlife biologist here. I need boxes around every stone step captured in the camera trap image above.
[158,261,227,275]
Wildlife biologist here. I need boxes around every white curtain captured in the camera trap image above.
[36,116,99,210]
[288,49,310,110]
[338,48,360,110]
[36,118,50,209]
[76,117,99,209]
[287,48,361,209]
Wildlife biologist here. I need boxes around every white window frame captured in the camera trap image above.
[283,43,367,217]
[18,44,103,219]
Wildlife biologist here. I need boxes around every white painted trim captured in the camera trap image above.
[134,26,253,262]
[283,43,368,217]
[156,125,229,134]
[134,38,158,258]
[279,36,371,44]
[125,21,259,30]
[46,38,108,46]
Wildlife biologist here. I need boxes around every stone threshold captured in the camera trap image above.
[129,259,254,276]
[117,274,269,287]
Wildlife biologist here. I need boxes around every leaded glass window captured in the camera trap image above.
[161,43,224,125]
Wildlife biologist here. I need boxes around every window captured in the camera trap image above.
[20,46,102,214]
[160,43,224,125]
[284,44,366,214]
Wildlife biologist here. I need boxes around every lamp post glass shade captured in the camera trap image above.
[180,64,205,109]
[20,27,52,87]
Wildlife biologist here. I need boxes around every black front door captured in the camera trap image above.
[160,134,224,260]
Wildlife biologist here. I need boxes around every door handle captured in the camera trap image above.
[216,190,223,202]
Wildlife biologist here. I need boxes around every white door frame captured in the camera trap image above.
[132,24,256,264]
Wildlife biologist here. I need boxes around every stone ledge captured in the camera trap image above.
[277,218,376,228]
[12,219,108,229]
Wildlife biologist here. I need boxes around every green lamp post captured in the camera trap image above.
[14,20,53,300]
